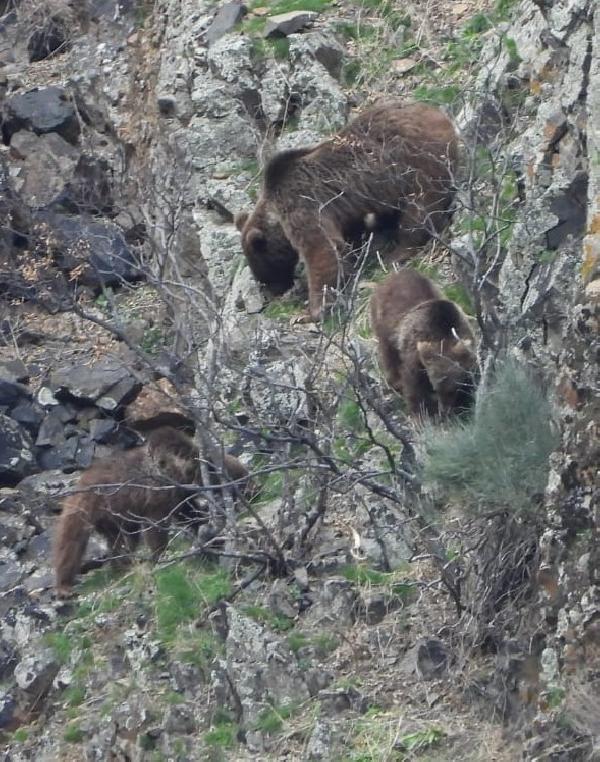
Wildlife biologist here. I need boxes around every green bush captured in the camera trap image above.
[421,359,558,513]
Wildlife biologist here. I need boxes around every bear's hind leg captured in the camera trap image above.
[377,338,403,392]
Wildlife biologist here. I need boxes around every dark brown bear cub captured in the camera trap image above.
[236,100,459,320]
[370,269,476,416]
[53,427,249,598]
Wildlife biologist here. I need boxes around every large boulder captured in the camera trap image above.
[205,2,247,46]
[33,213,141,289]
[2,86,80,145]
[9,131,79,209]
[49,360,141,411]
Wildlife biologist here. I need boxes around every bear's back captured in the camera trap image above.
[371,269,443,338]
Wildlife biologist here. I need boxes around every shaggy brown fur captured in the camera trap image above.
[236,100,459,319]
[53,427,249,597]
[370,269,476,416]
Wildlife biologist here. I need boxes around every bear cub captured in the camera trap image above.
[370,269,476,416]
[53,427,249,597]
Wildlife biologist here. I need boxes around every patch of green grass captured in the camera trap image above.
[422,359,559,513]
[64,684,86,708]
[138,732,156,752]
[413,84,460,106]
[545,687,566,709]
[77,566,127,594]
[63,723,84,743]
[504,36,521,67]
[338,398,365,431]
[287,632,310,654]
[164,690,185,705]
[11,728,28,742]
[240,15,266,35]
[495,0,520,21]
[536,249,557,264]
[312,633,339,655]
[342,565,389,585]
[342,564,415,604]
[255,702,298,735]
[141,325,165,355]
[251,37,290,61]
[155,564,231,641]
[205,720,238,748]
[255,0,333,12]
[44,632,73,665]
[253,470,286,503]
[242,604,295,632]
[397,727,445,752]
[263,298,303,319]
[333,436,372,465]
[443,282,474,316]
[335,21,378,42]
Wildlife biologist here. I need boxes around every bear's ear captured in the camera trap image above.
[246,227,266,251]
[234,211,250,231]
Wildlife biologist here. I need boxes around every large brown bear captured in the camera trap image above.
[236,100,459,320]
[370,269,476,416]
[53,427,249,597]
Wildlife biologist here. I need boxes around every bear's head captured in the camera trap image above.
[235,211,298,296]
[417,336,476,415]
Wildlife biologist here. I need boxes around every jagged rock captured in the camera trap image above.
[35,409,68,447]
[14,648,59,698]
[196,215,245,300]
[221,270,265,351]
[260,64,291,123]
[207,35,256,95]
[50,360,141,411]
[400,638,449,681]
[186,111,258,167]
[191,79,239,118]
[318,686,368,714]
[88,418,117,443]
[306,719,335,760]
[303,579,356,629]
[288,31,345,79]
[222,607,310,727]
[17,469,78,503]
[2,86,80,145]
[37,434,95,472]
[0,414,35,485]
[34,213,141,289]
[289,56,347,132]
[264,11,317,38]
[205,2,247,46]
[9,401,44,437]
[27,14,68,62]
[0,559,24,591]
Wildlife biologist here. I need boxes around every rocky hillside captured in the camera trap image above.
[0,0,598,759]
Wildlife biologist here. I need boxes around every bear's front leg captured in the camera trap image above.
[305,242,343,321]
